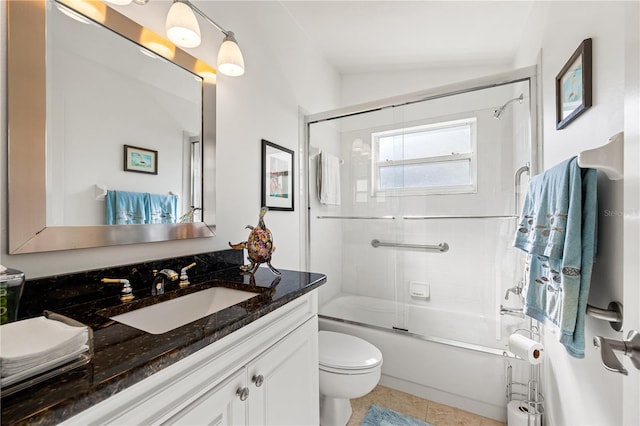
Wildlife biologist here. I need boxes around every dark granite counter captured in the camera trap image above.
[1,254,326,426]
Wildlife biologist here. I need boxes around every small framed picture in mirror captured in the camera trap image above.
[124,145,158,174]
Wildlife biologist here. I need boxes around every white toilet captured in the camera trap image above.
[318,331,383,426]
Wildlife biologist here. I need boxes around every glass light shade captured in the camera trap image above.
[165,1,201,48]
[217,32,245,76]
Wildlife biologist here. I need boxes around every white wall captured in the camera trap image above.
[340,64,512,106]
[515,2,636,425]
[0,1,340,278]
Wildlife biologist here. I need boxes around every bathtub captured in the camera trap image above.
[319,294,523,422]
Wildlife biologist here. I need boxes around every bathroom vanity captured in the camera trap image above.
[1,251,326,425]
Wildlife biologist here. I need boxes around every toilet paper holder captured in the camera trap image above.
[593,330,640,376]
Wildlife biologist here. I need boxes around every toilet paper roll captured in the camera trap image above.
[507,400,541,426]
[508,333,544,365]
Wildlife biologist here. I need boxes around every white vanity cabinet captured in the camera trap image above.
[61,291,319,426]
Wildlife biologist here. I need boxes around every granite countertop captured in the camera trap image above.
[1,267,326,426]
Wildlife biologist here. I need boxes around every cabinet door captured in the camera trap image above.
[163,369,247,426]
[247,318,319,426]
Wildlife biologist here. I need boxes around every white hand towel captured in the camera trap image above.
[0,316,89,377]
[317,152,341,205]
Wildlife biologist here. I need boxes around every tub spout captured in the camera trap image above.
[500,305,524,318]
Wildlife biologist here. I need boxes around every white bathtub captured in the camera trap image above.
[319,294,521,422]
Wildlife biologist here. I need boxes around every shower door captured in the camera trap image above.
[306,68,538,353]
[307,105,407,331]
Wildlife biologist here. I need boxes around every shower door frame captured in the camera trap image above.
[302,65,540,272]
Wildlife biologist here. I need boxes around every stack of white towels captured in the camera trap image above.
[0,316,89,386]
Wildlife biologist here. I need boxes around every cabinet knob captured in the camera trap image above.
[251,374,264,387]
[236,387,250,401]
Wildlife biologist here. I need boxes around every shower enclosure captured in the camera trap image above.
[303,67,539,420]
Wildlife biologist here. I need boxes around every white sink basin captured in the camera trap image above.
[109,287,259,335]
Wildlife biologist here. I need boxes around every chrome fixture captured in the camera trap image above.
[494,93,524,119]
[499,305,525,319]
[514,163,530,214]
[593,330,640,376]
[586,301,623,331]
[101,278,134,302]
[504,281,524,300]
[152,269,179,295]
[179,262,197,287]
[371,239,449,253]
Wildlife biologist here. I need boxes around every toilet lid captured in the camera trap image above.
[319,331,383,370]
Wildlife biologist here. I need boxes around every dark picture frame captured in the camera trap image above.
[261,139,294,211]
[124,144,158,174]
[555,38,592,130]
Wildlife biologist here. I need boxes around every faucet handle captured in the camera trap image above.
[179,262,197,287]
[101,278,134,302]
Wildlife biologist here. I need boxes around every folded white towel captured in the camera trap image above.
[317,152,341,205]
[0,316,89,377]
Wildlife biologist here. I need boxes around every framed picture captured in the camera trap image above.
[555,38,592,130]
[124,144,158,174]
[261,139,294,211]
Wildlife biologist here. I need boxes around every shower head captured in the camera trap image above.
[493,93,524,119]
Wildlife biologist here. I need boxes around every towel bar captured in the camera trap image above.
[586,302,623,331]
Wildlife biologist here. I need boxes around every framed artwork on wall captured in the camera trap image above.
[124,145,158,174]
[261,139,294,211]
[555,38,592,130]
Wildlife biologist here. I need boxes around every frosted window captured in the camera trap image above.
[373,118,476,195]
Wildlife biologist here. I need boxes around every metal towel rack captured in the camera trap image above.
[371,239,449,253]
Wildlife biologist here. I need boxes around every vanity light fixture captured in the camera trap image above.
[165,0,245,76]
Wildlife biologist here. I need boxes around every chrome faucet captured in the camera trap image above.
[504,281,523,300]
[152,269,178,295]
[499,305,525,318]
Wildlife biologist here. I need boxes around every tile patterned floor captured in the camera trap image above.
[347,385,505,426]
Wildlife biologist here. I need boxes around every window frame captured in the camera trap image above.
[371,117,478,196]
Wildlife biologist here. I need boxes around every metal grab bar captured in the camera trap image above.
[371,239,449,252]
[403,215,518,220]
[316,215,396,220]
[514,163,530,215]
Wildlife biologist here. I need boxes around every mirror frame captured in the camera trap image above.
[7,0,216,254]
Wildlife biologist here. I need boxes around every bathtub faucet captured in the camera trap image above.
[504,282,523,300]
[499,305,525,318]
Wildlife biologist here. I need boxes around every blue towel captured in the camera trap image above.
[105,190,149,225]
[513,157,597,358]
[147,193,179,224]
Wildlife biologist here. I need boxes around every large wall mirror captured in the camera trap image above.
[7,0,216,253]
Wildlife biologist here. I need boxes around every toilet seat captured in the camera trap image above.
[319,331,383,373]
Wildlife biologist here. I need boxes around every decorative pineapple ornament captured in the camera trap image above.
[229,207,281,276]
